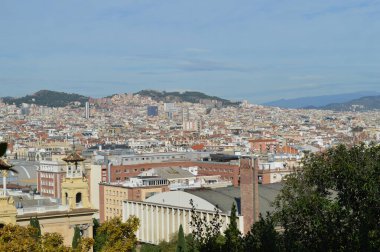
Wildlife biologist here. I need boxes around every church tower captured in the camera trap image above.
[61,149,91,209]
[240,156,259,234]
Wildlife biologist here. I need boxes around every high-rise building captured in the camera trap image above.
[85,102,90,119]
[147,105,158,117]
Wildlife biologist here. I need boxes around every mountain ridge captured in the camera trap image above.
[1,89,239,107]
[134,89,240,106]
[1,90,89,107]
[263,91,379,109]
[318,95,380,111]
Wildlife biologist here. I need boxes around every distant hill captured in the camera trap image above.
[263,91,379,109]
[2,90,89,107]
[135,90,240,106]
[319,95,380,111]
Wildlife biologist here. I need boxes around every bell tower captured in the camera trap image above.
[61,148,91,209]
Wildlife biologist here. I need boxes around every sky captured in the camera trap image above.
[0,0,379,103]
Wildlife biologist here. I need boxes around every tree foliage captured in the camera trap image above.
[30,217,41,239]
[0,224,40,252]
[176,224,187,252]
[72,226,81,249]
[273,143,380,251]
[243,213,281,252]
[223,203,242,252]
[189,199,223,252]
[0,223,93,252]
[41,232,70,252]
[95,216,139,252]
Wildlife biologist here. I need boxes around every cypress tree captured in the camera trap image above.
[30,217,41,238]
[176,224,187,252]
[72,225,81,249]
[223,203,242,252]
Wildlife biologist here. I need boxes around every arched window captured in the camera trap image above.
[65,192,68,205]
[76,192,82,206]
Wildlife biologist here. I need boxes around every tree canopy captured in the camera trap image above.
[273,143,380,251]
[223,203,242,252]
[0,223,94,252]
[94,216,139,252]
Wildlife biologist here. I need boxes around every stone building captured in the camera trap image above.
[0,150,97,248]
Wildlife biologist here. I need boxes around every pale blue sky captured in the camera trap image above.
[0,0,379,103]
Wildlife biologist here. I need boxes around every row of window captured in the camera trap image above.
[40,181,54,186]
[41,189,54,194]
[40,173,55,178]
[115,168,145,174]
[106,207,122,215]
[198,167,235,173]
[105,189,130,197]
[106,199,124,206]
[122,155,185,162]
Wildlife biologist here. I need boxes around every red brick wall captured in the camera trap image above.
[99,184,105,222]
[107,161,240,186]
[240,157,259,234]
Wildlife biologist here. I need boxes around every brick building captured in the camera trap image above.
[37,159,66,198]
[249,139,279,154]
[101,160,240,186]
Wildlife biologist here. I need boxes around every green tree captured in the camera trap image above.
[273,144,380,251]
[223,203,242,252]
[140,243,161,252]
[189,199,223,252]
[95,216,140,252]
[156,232,178,252]
[72,226,81,249]
[77,237,95,252]
[93,218,105,252]
[41,232,70,252]
[176,224,187,252]
[30,217,41,239]
[243,213,281,252]
[0,223,76,252]
[0,224,40,252]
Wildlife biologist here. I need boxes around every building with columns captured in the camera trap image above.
[122,156,282,244]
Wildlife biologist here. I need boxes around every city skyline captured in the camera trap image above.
[1,1,379,103]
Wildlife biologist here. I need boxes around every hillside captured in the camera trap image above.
[135,90,240,106]
[2,90,89,107]
[319,95,380,111]
[263,91,379,109]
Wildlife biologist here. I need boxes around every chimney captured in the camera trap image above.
[240,156,259,234]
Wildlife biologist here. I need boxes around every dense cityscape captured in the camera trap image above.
[1,1,379,251]
[0,90,379,251]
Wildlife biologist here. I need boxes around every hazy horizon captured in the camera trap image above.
[1,1,379,103]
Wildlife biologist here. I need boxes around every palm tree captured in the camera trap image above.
[0,142,17,173]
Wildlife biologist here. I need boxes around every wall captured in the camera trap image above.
[123,200,244,245]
